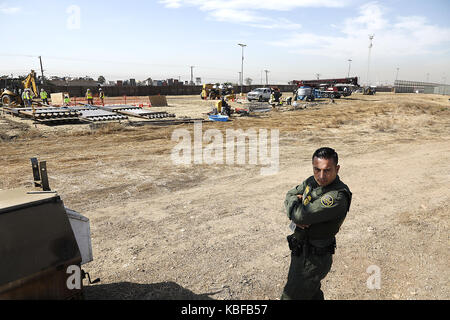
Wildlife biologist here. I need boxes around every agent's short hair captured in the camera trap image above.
[312,147,338,165]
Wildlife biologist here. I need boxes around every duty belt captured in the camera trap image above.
[287,234,336,257]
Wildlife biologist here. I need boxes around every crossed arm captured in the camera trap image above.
[285,185,348,227]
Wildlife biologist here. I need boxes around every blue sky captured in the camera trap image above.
[1,0,449,85]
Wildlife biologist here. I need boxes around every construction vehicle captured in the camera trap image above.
[200,83,235,100]
[295,86,316,102]
[201,83,220,100]
[292,77,359,99]
[1,70,39,106]
[0,158,98,299]
[219,83,236,100]
[363,86,376,95]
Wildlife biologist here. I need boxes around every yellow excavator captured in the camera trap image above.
[1,70,39,106]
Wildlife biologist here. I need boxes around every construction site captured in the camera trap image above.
[0,72,449,300]
[1,0,450,303]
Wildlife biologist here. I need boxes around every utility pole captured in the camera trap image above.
[264,70,269,86]
[367,34,374,86]
[39,56,45,85]
[395,67,399,84]
[347,59,352,78]
[238,43,246,94]
[238,72,241,86]
[190,66,194,85]
[260,70,263,85]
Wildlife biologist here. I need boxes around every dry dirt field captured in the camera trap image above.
[1,92,449,300]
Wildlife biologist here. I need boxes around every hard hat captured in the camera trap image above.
[41,88,44,91]
[99,88,102,91]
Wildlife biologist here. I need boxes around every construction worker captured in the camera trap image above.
[99,88,105,105]
[40,88,49,105]
[64,94,70,106]
[220,97,231,117]
[273,88,282,105]
[22,89,32,107]
[86,89,93,105]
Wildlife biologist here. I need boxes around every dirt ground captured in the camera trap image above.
[1,92,449,300]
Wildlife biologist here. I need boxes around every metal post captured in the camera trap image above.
[39,56,45,85]
[367,35,374,86]
[238,43,246,94]
[347,59,352,78]
[264,70,269,86]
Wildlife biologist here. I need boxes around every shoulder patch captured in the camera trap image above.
[321,194,334,207]
[304,185,310,196]
[303,195,311,205]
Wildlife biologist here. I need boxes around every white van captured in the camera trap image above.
[247,88,271,102]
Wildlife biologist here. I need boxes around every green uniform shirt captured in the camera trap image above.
[285,175,352,240]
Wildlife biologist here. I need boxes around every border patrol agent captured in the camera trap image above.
[281,147,352,300]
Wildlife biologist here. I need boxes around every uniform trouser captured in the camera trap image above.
[42,99,48,105]
[88,98,93,105]
[25,99,32,107]
[281,251,333,300]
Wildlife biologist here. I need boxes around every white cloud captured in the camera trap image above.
[160,0,347,11]
[341,1,388,35]
[0,3,21,14]
[270,2,450,58]
[209,8,265,24]
[161,0,182,8]
[159,0,346,29]
[206,8,301,30]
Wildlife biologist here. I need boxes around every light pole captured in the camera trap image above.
[238,43,246,95]
[395,67,399,84]
[367,34,374,86]
[347,59,352,78]
[39,56,45,85]
[264,70,269,86]
[190,66,194,85]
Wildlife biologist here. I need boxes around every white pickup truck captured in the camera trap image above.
[247,88,271,102]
